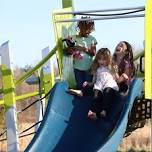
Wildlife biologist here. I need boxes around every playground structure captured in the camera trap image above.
[0,0,151,151]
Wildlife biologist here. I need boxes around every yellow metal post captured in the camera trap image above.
[145,0,152,99]
[62,0,73,8]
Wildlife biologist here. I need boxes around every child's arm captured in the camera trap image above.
[63,36,75,55]
[73,43,97,56]
[82,74,96,88]
[88,44,97,56]
[116,74,128,83]
[114,70,132,84]
[66,47,74,55]
[114,71,128,83]
[83,72,96,88]
[83,81,93,87]
[84,44,97,56]
[112,65,120,81]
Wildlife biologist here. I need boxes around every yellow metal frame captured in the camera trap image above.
[52,7,74,75]
[1,64,16,110]
[52,7,76,87]
[0,45,57,107]
[145,0,152,99]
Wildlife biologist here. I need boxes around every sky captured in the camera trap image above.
[0,0,145,67]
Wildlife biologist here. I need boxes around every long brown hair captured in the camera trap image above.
[113,41,135,77]
[91,48,111,74]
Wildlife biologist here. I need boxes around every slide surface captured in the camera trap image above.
[25,79,143,152]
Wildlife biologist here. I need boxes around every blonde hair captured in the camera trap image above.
[91,48,111,74]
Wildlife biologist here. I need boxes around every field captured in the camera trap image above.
[118,121,151,152]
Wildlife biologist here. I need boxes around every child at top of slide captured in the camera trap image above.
[66,16,97,89]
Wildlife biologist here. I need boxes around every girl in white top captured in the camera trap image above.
[69,48,118,94]
[94,65,118,92]
[86,48,118,97]
[69,48,119,120]
[87,48,119,120]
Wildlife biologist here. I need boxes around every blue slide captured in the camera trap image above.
[25,78,143,152]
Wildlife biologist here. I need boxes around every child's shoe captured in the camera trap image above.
[100,110,106,118]
[87,110,97,120]
[68,89,83,97]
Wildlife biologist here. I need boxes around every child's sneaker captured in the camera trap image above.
[100,110,106,118]
[87,110,97,120]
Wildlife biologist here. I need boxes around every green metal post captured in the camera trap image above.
[62,0,73,8]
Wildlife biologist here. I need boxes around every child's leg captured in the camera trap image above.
[100,88,119,117]
[88,110,98,120]
[82,85,93,96]
[79,71,93,96]
[74,69,85,89]
[88,91,103,118]
[84,70,93,82]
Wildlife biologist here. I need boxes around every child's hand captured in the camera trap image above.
[67,47,75,55]
[113,65,118,73]
[73,51,83,59]
[122,73,129,80]
[67,36,73,40]
[82,81,88,87]
[118,74,128,83]
[83,81,93,87]
[63,36,75,47]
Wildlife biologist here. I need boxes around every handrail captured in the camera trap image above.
[55,14,144,23]
[0,88,2,94]
[0,91,40,105]
[0,100,4,105]
[16,91,40,101]
[15,45,57,86]
[133,50,144,61]
[54,6,145,15]
[75,9,144,17]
